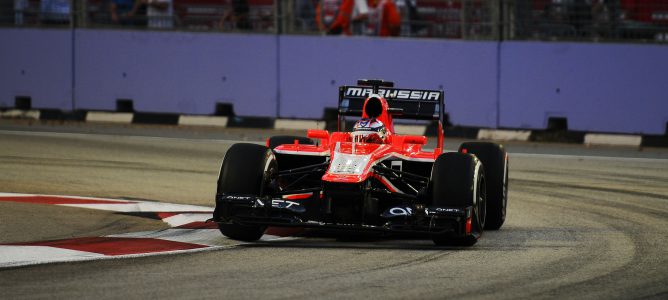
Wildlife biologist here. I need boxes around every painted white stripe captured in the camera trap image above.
[178,115,228,127]
[61,202,212,213]
[393,124,427,136]
[477,129,531,141]
[584,134,642,147]
[0,244,231,269]
[161,213,212,227]
[0,246,104,268]
[0,109,40,119]
[274,119,326,130]
[260,234,293,241]
[108,229,225,246]
[86,111,133,123]
[0,192,36,197]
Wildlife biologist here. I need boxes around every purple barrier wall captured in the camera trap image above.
[278,35,499,128]
[0,28,72,110]
[500,41,668,135]
[2,28,667,134]
[75,29,278,116]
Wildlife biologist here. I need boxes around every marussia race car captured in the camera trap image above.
[213,79,508,246]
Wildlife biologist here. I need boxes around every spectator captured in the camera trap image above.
[569,0,592,36]
[110,0,145,25]
[220,0,251,30]
[316,0,354,35]
[14,0,28,25]
[350,0,370,35]
[295,0,318,31]
[590,0,612,38]
[364,0,401,36]
[40,0,70,24]
[399,0,426,36]
[143,0,173,29]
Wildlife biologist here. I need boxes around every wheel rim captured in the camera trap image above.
[476,175,487,231]
[260,157,278,197]
[501,160,508,220]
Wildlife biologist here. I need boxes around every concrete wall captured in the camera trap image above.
[75,30,278,117]
[0,28,73,110]
[2,28,667,134]
[500,41,668,134]
[278,36,499,128]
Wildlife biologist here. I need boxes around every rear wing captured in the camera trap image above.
[337,80,445,150]
[337,85,444,122]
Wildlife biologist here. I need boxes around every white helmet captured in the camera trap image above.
[352,118,387,143]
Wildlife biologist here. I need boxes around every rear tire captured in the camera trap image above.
[215,143,275,241]
[459,142,508,230]
[268,135,314,150]
[430,153,486,246]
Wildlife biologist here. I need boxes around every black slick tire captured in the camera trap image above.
[430,153,486,246]
[215,143,275,241]
[459,142,508,230]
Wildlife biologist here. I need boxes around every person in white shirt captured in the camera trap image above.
[146,0,172,29]
[129,0,172,28]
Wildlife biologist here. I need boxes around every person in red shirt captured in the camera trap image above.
[316,0,355,35]
[365,0,401,37]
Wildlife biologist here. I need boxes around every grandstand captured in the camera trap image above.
[3,0,667,43]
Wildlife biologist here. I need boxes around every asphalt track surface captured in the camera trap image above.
[1,120,667,299]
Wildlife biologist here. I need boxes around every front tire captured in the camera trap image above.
[430,153,486,246]
[215,143,276,241]
[459,142,508,230]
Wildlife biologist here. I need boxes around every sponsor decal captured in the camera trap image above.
[344,87,441,101]
[381,206,414,218]
[224,195,253,201]
[329,152,372,175]
[433,207,462,213]
[389,207,413,216]
[271,199,300,209]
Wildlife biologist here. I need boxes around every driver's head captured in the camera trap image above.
[352,118,387,143]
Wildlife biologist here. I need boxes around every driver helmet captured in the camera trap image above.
[352,118,387,143]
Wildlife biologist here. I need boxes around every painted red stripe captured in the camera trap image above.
[157,212,179,219]
[11,237,207,255]
[0,196,133,205]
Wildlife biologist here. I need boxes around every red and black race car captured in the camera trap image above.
[213,79,508,246]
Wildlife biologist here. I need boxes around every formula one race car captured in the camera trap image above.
[213,79,508,246]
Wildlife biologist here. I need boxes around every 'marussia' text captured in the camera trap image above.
[344,87,441,101]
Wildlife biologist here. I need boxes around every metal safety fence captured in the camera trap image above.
[2,0,667,43]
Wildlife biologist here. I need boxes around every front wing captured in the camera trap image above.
[214,193,473,237]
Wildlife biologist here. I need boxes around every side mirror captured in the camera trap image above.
[307,129,330,140]
[403,135,427,145]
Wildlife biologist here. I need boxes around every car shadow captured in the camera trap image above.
[244,226,576,252]
[245,230,477,251]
